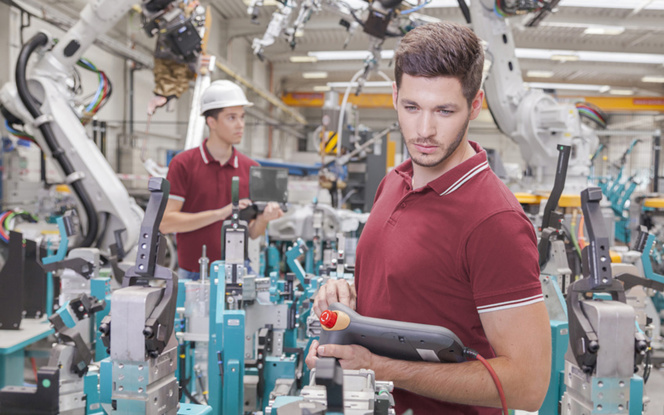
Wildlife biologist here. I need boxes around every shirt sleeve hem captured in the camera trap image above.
[474,284,543,314]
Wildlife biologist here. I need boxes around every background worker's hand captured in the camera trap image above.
[260,202,284,222]
[313,279,356,317]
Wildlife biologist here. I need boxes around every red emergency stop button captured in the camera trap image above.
[320,310,338,328]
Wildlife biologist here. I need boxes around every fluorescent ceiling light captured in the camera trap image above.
[328,81,393,88]
[242,0,280,5]
[313,86,331,92]
[308,50,394,61]
[599,85,611,93]
[642,76,664,83]
[525,82,609,91]
[526,70,554,78]
[515,48,664,65]
[309,48,664,65]
[609,89,635,95]
[303,71,328,79]
[551,54,580,62]
[558,0,664,10]
[290,56,318,63]
[583,26,625,35]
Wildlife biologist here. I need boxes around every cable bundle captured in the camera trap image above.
[494,0,547,17]
[4,119,39,147]
[575,102,608,129]
[0,210,38,243]
[76,57,113,123]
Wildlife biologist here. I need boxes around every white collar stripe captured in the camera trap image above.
[439,161,489,196]
[199,143,209,164]
[234,156,238,168]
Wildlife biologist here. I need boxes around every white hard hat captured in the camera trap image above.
[200,80,254,115]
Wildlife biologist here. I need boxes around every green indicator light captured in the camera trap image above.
[42,379,51,388]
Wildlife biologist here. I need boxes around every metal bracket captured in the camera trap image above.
[105,177,177,357]
[65,171,85,184]
[32,113,53,127]
[538,144,570,268]
[566,187,628,374]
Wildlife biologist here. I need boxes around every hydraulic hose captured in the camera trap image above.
[16,32,99,247]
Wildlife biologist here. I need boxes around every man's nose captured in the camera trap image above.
[417,112,436,138]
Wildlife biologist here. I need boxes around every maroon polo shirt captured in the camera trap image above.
[355,141,542,415]
[166,139,258,272]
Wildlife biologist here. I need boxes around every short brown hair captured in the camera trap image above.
[203,108,224,127]
[395,22,484,106]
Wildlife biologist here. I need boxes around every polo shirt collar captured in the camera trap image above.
[199,138,239,168]
[395,141,490,196]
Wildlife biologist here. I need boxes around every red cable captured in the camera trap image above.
[465,350,508,415]
[475,354,508,415]
[30,357,38,382]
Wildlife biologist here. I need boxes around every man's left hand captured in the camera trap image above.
[260,202,284,222]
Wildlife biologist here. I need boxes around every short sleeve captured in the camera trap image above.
[166,156,188,202]
[461,210,543,314]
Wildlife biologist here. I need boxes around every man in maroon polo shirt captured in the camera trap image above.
[160,80,283,279]
[306,22,551,414]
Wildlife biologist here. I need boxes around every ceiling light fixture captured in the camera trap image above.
[556,0,664,10]
[642,76,664,83]
[609,89,635,95]
[290,56,318,63]
[526,82,610,91]
[526,70,555,78]
[313,86,331,92]
[307,48,664,65]
[327,81,393,88]
[516,49,664,65]
[242,0,280,5]
[302,72,328,79]
[583,26,625,35]
[308,50,394,61]
[550,54,580,62]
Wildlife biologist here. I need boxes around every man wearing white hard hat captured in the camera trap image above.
[160,80,284,280]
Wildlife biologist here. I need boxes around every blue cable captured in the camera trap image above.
[400,0,431,14]
[85,77,106,112]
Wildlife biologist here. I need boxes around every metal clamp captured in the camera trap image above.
[66,171,86,184]
[32,114,53,127]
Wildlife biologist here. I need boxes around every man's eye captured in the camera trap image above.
[405,106,417,111]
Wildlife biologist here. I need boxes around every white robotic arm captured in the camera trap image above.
[468,0,598,191]
[0,0,166,252]
[252,0,297,59]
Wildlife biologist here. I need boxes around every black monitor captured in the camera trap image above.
[249,166,289,204]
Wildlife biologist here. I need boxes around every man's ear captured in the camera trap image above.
[392,82,398,110]
[469,89,484,121]
[205,115,215,130]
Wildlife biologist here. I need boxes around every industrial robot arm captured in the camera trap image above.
[0,0,177,252]
[467,0,598,191]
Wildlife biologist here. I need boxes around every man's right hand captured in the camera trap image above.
[312,279,356,317]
